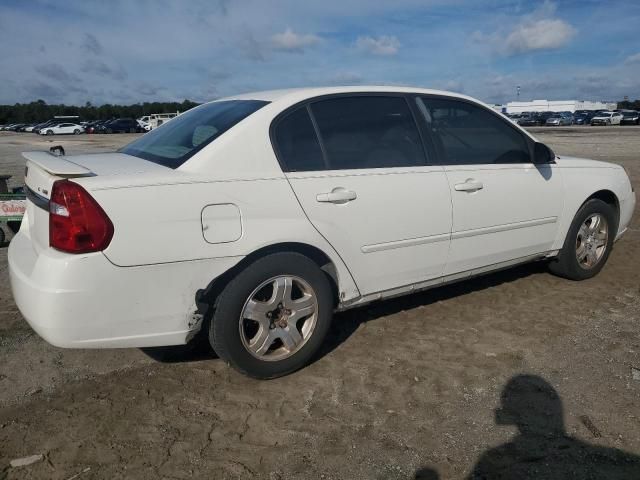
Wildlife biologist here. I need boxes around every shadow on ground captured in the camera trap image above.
[414,374,640,480]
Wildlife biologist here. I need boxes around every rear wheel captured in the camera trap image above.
[129,128,135,133]
[106,128,113,134]
[549,199,616,280]
[210,252,333,379]
[46,130,53,135]
[0,227,5,246]
[74,129,81,134]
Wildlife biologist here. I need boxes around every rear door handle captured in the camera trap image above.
[316,188,357,204]
[454,179,484,192]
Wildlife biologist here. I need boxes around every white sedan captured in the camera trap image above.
[9,86,636,378]
[39,123,84,135]
[590,111,623,126]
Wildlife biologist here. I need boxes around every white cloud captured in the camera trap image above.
[504,18,576,55]
[625,52,640,64]
[355,35,400,56]
[271,28,321,53]
[472,1,576,56]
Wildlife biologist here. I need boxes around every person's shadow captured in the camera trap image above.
[415,374,640,479]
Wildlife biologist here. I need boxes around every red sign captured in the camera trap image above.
[0,199,26,216]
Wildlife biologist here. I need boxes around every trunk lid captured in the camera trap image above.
[22,150,170,253]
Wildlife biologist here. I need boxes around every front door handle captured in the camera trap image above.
[316,188,357,204]
[454,179,484,192]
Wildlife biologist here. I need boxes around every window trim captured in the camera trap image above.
[413,94,537,166]
[269,92,431,173]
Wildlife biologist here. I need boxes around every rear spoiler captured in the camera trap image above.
[22,151,93,177]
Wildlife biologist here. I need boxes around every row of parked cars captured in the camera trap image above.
[507,110,639,127]
[0,118,144,135]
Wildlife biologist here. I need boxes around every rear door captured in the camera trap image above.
[416,96,563,275]
[274,94,452,296]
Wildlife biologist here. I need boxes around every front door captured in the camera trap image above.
[416,96,563,275]
[272,95,452,295]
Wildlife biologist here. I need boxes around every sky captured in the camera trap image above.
[0,0,639,106]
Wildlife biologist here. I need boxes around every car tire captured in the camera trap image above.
[46,130,53,135]
[210,252,334,379]
[548,199,617,281]
[106,128,113,134]
[129,128,135,133]
[0,227,5,246]
[74,129,80,135]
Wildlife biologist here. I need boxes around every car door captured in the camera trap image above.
[415,96,563,276]
[273,95,452,296]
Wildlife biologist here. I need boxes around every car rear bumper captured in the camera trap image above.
[8,228,242,348]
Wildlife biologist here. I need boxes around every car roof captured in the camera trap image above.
[218,85,481,105]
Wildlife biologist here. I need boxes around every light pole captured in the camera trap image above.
[516,85,521,100]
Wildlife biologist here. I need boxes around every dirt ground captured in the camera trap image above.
[0,128,639,479]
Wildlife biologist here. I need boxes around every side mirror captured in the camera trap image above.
[534,142,555,164]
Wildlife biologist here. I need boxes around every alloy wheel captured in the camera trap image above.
[575,213,608,269]
[239,275,318,362]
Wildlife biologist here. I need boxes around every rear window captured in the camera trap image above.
[120,100,269,168]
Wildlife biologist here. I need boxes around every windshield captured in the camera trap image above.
[120,100,269,168]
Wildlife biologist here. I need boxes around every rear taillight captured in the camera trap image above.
[49,180,114,253]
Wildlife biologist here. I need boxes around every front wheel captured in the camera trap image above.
[46,130,53,135]
[549,199,616,280]
[210,252,333,379]
[74,129,81,135]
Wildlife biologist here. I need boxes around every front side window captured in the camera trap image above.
[310,96,426,170]
[417,97,531,165]
[121,100,269,168]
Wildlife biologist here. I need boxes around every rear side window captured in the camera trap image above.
[273,107,325,172]
[311,96,426,170]
[121,100,269,169]
[417,97,531,165]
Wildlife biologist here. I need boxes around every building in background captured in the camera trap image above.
[506,99,616,114]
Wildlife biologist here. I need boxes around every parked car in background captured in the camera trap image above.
[40,123,85,135]
[546,114,572,126]
[84,120,108,134]
[137,112,179,131]
[8,86,636,379]
[591,112,623,126]
[574,112,596,125]
[97,118,141,133]
[620,110,639,125]
[517,115,539,127]
[33,120,62,134]
[536,111,554,125]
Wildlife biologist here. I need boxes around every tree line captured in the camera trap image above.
[617,99,640,111]
[0,99,200,124]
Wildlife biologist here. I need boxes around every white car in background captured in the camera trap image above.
[9,86,636,379]
[590,111,623,126]
[39,123,84,135]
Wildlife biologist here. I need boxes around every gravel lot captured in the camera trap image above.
[0,128,639,479]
